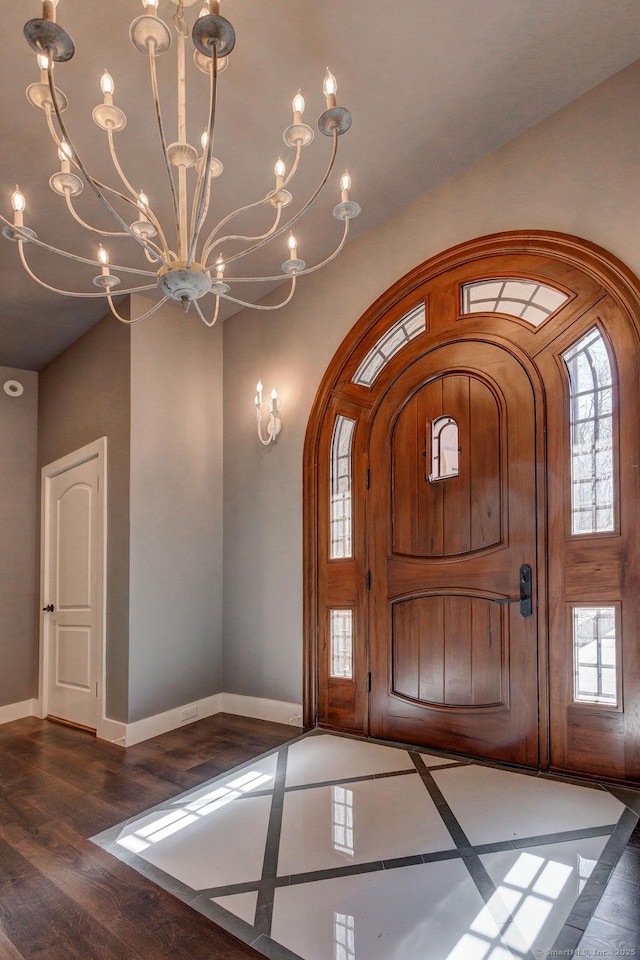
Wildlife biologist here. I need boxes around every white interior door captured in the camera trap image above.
[41,441,105,731]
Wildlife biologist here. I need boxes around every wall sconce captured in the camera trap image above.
[255,380,282,445]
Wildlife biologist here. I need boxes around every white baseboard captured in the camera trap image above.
[0,692,304,748]
[120,692,303,747]
[220,693,303,727]
[0,698,38,724]
[122,693,225,747]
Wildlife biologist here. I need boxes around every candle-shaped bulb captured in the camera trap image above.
[292,90,305,123]
[287,232,298,257]
[216,255,225,279]
[101,71,114,95]
[340,170,351,202]
[141,0,158,9]
[98,245,109,266]
[137,192,150,223]
[271,387,278,401]
[37,53,50,71]
[274,157,285,191]
[201,130,208,151]
[11,187,25,213]
[58,141,72,173]
[256,380,263,395]
[323,68,337,107]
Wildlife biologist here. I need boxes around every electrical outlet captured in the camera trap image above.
[181,706,198,721]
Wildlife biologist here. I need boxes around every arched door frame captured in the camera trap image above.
[302,230,640,737]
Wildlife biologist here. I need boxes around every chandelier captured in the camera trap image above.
[1,0,360,326]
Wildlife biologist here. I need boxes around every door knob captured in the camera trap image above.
[42,603,54,613]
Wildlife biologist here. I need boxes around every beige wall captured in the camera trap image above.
[39,315,131,722]
[0,366,38,707]
[222,59,640,704]
[128,298,224,723]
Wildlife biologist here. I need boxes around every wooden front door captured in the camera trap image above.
[368,341,540,765]
[305,232,640,783]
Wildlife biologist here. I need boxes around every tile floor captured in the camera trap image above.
[93,732,639,960]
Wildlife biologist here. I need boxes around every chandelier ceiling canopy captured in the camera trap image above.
[1,0,360,326]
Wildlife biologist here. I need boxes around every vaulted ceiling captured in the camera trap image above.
[1,0,639,371]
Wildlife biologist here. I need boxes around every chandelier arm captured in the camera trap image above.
[0,215,157,277]
[200,144,303,261]
[45,108,147,214]
[215,218,351,283]
[215,276,297,311]
[284,143,304,186]
[44,63,171,268]
[203,206,283,267]
[201,197,281,262]
[148,47,181,258]
[187,46,218,267]
[64,192,130,238]
[16,241,157,298]
[224,130,339,266]
[106,128,171,258]
[192,295,221,328]
[106,293,170,325]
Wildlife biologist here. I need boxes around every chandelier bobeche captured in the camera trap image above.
[1,0,360,326]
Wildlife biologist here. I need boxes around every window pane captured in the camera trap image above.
[563,329,615,535]
[330,417,356,559]
[461,279,568,325]
[352,303,425,386]
[573,606,617,705]
[330,609,353,679]
[429,416,459,481]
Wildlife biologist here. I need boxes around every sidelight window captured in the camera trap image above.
[330,608,354,679]
[572,606,617,706]
[562,328,614,535]
[330,416,356,558]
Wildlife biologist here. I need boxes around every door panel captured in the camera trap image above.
[392,376,502,557]
[369,340,539,766]
[392,595,504,707]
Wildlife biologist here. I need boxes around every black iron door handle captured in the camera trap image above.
[493,564,532,618]
[42,603,54,613]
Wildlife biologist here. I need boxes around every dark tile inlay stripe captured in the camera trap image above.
[409,750,536,958]
[551,807,639,944]
[254,745,289,937]
[89,728,637,960]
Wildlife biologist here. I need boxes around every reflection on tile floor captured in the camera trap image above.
[93,732,639,960]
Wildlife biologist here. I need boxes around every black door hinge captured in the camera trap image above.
[366,570,371,590]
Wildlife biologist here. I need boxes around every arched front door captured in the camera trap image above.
[303,232,640,781]
[368,339,540,766]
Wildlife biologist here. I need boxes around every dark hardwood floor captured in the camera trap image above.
[0,714,638,958]
[0,714,296,960]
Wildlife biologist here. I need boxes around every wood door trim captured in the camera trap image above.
[303,231,640,735]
